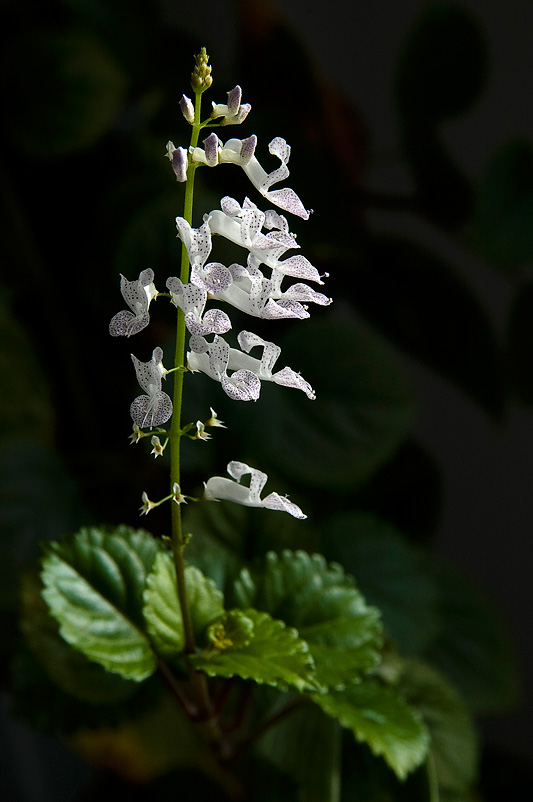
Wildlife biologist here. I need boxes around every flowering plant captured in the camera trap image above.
[15,49,486,801]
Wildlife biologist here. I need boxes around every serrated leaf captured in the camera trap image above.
[397,660,478,794]
[425,561,519,713]
[258,697,341,802]
[191,608,317,692]
[233,550,382,689]
[322,512,439,654]
[313,681,430,780]
[142,552,225,658]
[20,570,137,704]
[41,526,162,681]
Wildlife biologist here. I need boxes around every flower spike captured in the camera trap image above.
[109,269,158,337]
[204,461,306,519]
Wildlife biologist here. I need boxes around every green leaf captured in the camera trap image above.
[41,526,162,681]
[313,681,430,781]
[397,660,478,794]
[322,513,439,655]
[0,30,127,156]
[142,552,225,658]
[223,315,414,490]
[233,550,382,689]
[394,3,487,122]
[191,608,317,692]
[21,570,137,704]
[257,697,342,802]
[424,561,519,713]
[473,140,533,272]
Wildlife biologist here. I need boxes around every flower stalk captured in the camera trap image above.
[169,87,203,656]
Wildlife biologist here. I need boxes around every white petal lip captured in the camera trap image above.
[204,461,306,518]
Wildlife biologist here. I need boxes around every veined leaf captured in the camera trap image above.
[313,681,430,780]
[322,512,439,654]
[41,526,162,682]
[21,570,137,704]
[191,608,317,692]
[258,697,341,802]
[142,551,225,658]
[233,550,382,688]
[397,660,478,794]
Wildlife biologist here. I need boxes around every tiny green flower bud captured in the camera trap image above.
[191,47,213,93]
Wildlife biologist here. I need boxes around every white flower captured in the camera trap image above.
[175,217,212,271]
[109,269,158,337]
[211,85,251,125]
[187,335,261,402]
[235,330,316,399]
[187,331,315,400]
[165,141,188,182]
[221,137,310,219]
[210,253,331,320]
[166,276,231,336]
[204,461,306,519]
[130,346,173,428]
[207,197,299,268]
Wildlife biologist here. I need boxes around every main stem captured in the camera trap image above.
[168,93,217,726]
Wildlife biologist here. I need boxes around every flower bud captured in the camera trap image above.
[179,94,195,124]
[191,47,213,93]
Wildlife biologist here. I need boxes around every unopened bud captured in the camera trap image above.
[179,94,195,124]
[191,47,213,93]
[165,141,188,182]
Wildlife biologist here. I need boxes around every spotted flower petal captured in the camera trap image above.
[109,269,157,337]
[175,218,213,271]
[130,347,173,428]
[187,335,260,401]
[211,85,251,126]
[166,277,231,336]
[204,461,306,519]
[219,137,310,219]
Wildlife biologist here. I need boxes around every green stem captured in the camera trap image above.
[169,90,202,654]
[167,90,219,729]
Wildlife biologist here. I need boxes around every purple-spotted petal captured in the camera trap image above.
[221,369,261,401]
[130,391,173,428]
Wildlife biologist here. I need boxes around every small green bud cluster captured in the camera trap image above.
[191,47,213,93]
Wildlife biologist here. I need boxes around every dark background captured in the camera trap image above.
[1,0,532,798]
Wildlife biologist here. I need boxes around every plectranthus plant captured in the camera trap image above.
[21,49,478,802]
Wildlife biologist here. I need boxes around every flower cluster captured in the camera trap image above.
[109,73,330,518]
